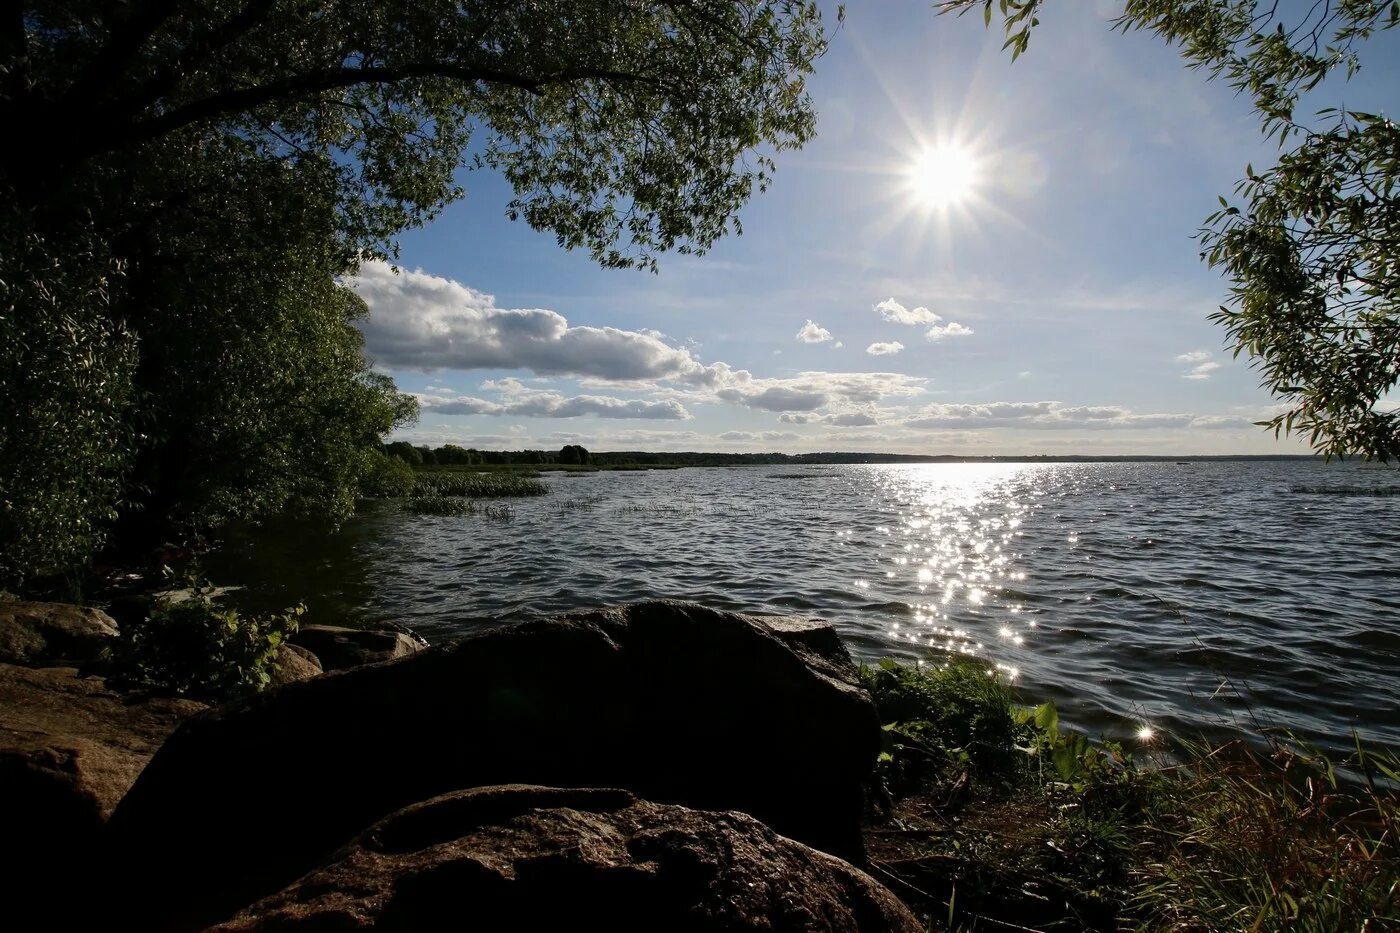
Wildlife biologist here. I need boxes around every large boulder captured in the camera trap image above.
[0,600,119,666]
[106,601,880,929]
[267,643,323,687]
[289,623,425,671]
[212,785,921,932]
[0,664,204,923]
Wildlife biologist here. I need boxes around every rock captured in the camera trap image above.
[267,643,322,687]
[212,785,921,932]
[289,623,425,671]
[0,600,119,666]
[0,663,204,924]
[106,601,880,929]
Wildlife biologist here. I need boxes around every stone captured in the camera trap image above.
[267,643,322,687]
[0,600,119,666]
[0,663,204,924]
[211,785,921,932]
[106,601,880,929]
[289,623,425,671]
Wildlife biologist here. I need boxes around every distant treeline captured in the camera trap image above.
[385,443,1323,468]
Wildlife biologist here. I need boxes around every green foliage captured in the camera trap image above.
[863,657,1399,931]
[110,591,304,702]
[0,229,136,588]
[557,444,591,466]
[412,471,548,498]
[405,495,475,516]
[941,0,1400,460]
[862,658,1017,795]
[359,449,417,499]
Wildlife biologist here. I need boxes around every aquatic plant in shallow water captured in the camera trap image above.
[411,472,547,498]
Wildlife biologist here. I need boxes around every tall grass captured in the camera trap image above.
[861,658,1399,931]
[411,472,547,498]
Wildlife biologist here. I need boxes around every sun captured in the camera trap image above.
[907,145,980,209]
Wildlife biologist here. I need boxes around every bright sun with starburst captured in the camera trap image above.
[907,144,980,210]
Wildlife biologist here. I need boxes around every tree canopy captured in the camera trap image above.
[0,1,833,587]
[944,0,1400,460]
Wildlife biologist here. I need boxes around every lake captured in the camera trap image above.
[209,459,1400,752]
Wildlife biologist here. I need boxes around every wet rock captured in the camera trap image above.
[0,663,204,923]
[0,600,119,666]
[212,785,921,932]
[107,601,880,929]
[268,643,322,687]
[289,623,425,671]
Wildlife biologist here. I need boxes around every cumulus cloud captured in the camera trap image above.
[795,320,834,344]
[825,412,879,427]
[925,322,974,341]
[347,261,707,382]
[417,381,690,421]
[866,341,904,356]
[875,298,941,326]
[903,401,1252,431]
[1183,361,1221,380]
[718,430,802,442]
[1175,350,1212,364]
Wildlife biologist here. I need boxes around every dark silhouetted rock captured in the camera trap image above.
[0,600,119,666]
[212,785,920,932]
[0,663,204,924]
[268,643,322,687]
[289,623,424,671]
[107,601,879,929]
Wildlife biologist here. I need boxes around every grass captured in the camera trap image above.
[405,496,476,516]
[411,471,547,498]
[861,658,1399,932]
[1291,485,1400,497]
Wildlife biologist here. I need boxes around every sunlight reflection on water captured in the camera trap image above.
[212,460,1400,752]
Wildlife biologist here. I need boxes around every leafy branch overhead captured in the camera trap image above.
[7,0,832,269]
[941,0,1400,460]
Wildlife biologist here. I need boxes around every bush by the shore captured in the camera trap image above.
[863,658,1399,931]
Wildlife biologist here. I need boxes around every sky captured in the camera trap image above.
[351,2,1400,456]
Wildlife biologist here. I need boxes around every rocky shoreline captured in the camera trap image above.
[1,598,919,931]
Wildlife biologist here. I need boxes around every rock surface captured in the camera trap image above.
[268,643,322,687]
[0,663,204,922]
[0,600,119,666]
[107,601,880,929]
[289,623,425,671]
[212,785,921,932]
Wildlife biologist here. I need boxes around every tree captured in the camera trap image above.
[943,0,1399,459]
[558,444,592,465]
[0,1,834,586]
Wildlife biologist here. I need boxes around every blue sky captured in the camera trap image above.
[353,2,1399,455]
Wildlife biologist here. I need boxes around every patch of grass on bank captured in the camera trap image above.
[861,658,1399,932]
[406,496,475,516]
[412,472,547,498]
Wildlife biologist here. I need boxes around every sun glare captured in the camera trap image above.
[908,145,979,209]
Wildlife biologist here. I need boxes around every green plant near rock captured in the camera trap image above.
[110,590,304,702]
[861,656,1399,931]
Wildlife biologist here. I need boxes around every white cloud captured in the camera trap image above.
[866,341,905,356]
[347,261,707,382]
[1175,350,1212,364]
[875,297,941,326]
[833,341,844,349]
[718,430,802,442]
[825,412,880,427]
[418,381,690,420]
[903,400,1254,431]
[1182,362,1221,380]
[795,320,834,344]
[925,322,975,341]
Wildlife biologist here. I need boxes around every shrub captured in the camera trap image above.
[359,448,416,498]
[110,592,303,702]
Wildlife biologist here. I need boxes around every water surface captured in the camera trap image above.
[211,460,1400,751]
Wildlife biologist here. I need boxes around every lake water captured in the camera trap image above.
[210,460,1400,752]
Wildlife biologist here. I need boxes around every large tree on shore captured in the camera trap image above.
[0,1,832,586]
[944,0,1399,460]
